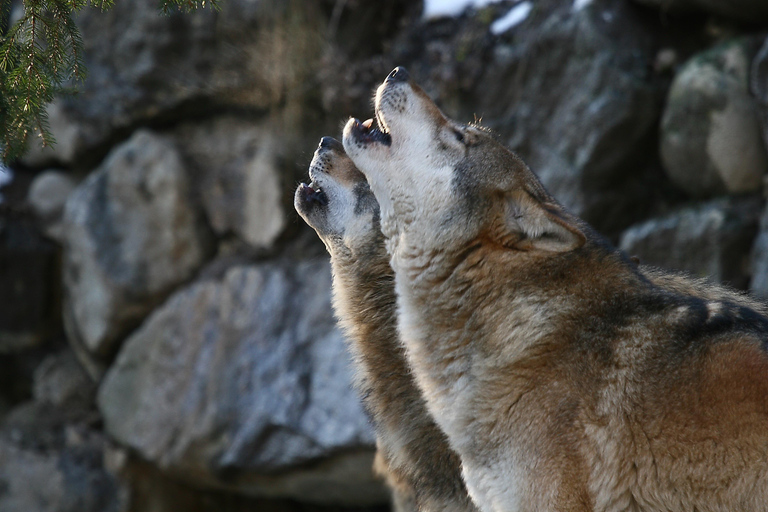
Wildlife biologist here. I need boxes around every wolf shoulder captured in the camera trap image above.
[615,264,768,388]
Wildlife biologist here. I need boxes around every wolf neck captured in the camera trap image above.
[327,246,419,438]
[390,235,618,439]
[330,246,398,381]
[329,244,479,512]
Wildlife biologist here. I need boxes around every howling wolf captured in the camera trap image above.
[295,137,477,512]
[342,67,768,512]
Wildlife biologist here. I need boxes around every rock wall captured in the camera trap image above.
[2,0,768,510]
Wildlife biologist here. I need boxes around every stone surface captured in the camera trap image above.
[173,118,286,249]
[619,197,762,289]
[749,201,768,298]
[0,435,123,512]
[452,0,672,235]
[62,130,212,365]
[751,36,768,157]
[661,38,767,198]
[21,0,330,168]
[631,0,768,25]
[21,101,86,169]
[0,381,122,512]
[27,170,77,241]
[33,349,94,409]
[97,259,383,505]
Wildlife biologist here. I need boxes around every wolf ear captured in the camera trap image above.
[504,192,586,253]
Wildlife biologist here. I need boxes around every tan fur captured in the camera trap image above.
[641,265,768,316]
[294,139,478,512]
[342,69,768,512]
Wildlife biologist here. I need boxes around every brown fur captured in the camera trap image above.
[342,69,768,512]
[294,139,478,512]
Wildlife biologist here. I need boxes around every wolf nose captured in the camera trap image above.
[318,136,343,152]
[387,66,409,83]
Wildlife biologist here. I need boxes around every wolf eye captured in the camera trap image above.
[453,129,465,143]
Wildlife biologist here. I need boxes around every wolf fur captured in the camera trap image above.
[342,68,768,512]
[294,138,478,512]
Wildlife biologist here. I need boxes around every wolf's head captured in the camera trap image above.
[295,137,381,256]
[343,67,586,255]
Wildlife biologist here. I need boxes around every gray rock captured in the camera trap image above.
[619,197,762,289]
[21,0,328,167]
[0,398,123,512]
[62,130,212,367]
[661,38,767,198]
[22,101,86,169]
[468,0,666,235]
[97,259,384,505]
[0,437,123,512]
[749,202,768,298]
[27,170,77,241]
[33,350,94,409]
[631,0,768,25]
[173,118,286,249]
[751,36,768,158]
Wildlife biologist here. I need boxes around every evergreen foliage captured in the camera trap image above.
[0,0,219,162]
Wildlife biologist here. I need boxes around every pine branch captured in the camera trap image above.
[0,0,218,163]
[160,0,220,15]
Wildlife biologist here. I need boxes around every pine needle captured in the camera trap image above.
[0,0,216,162]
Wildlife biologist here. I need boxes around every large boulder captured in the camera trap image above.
[631,0,768,25]
[62,130,212,372]
[0,433,122,512]
[27,170,77,242]
[97,259,384,506]
[32,349,95,410]
[0,347,121,512]
[20,0,420,165]
[452,0,672,235]
[751,36,768,157]
[619,197,762,289]
[749,201,768,298]
[22,0,329,168]
[660,38,767,199]
[172,118,286,250]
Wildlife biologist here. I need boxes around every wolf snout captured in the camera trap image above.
[319,136,344,153]
[386,66,410,83]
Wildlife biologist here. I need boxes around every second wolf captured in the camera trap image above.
[294,137,477,512]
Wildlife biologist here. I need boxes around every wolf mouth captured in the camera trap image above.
[351,117,392,147]
[297,181,328,206]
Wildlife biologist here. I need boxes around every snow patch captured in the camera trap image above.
[0,165,13,205]
[572,0,592,11]
[490,1,532,34]
[423,0,504,19]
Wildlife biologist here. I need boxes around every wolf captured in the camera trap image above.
[294,137,478,512]
[342,66,768,512]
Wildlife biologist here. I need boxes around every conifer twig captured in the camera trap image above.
[0,0,218,162]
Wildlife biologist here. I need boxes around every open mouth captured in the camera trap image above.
[351,117,392,146]
[297,181,328,206]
